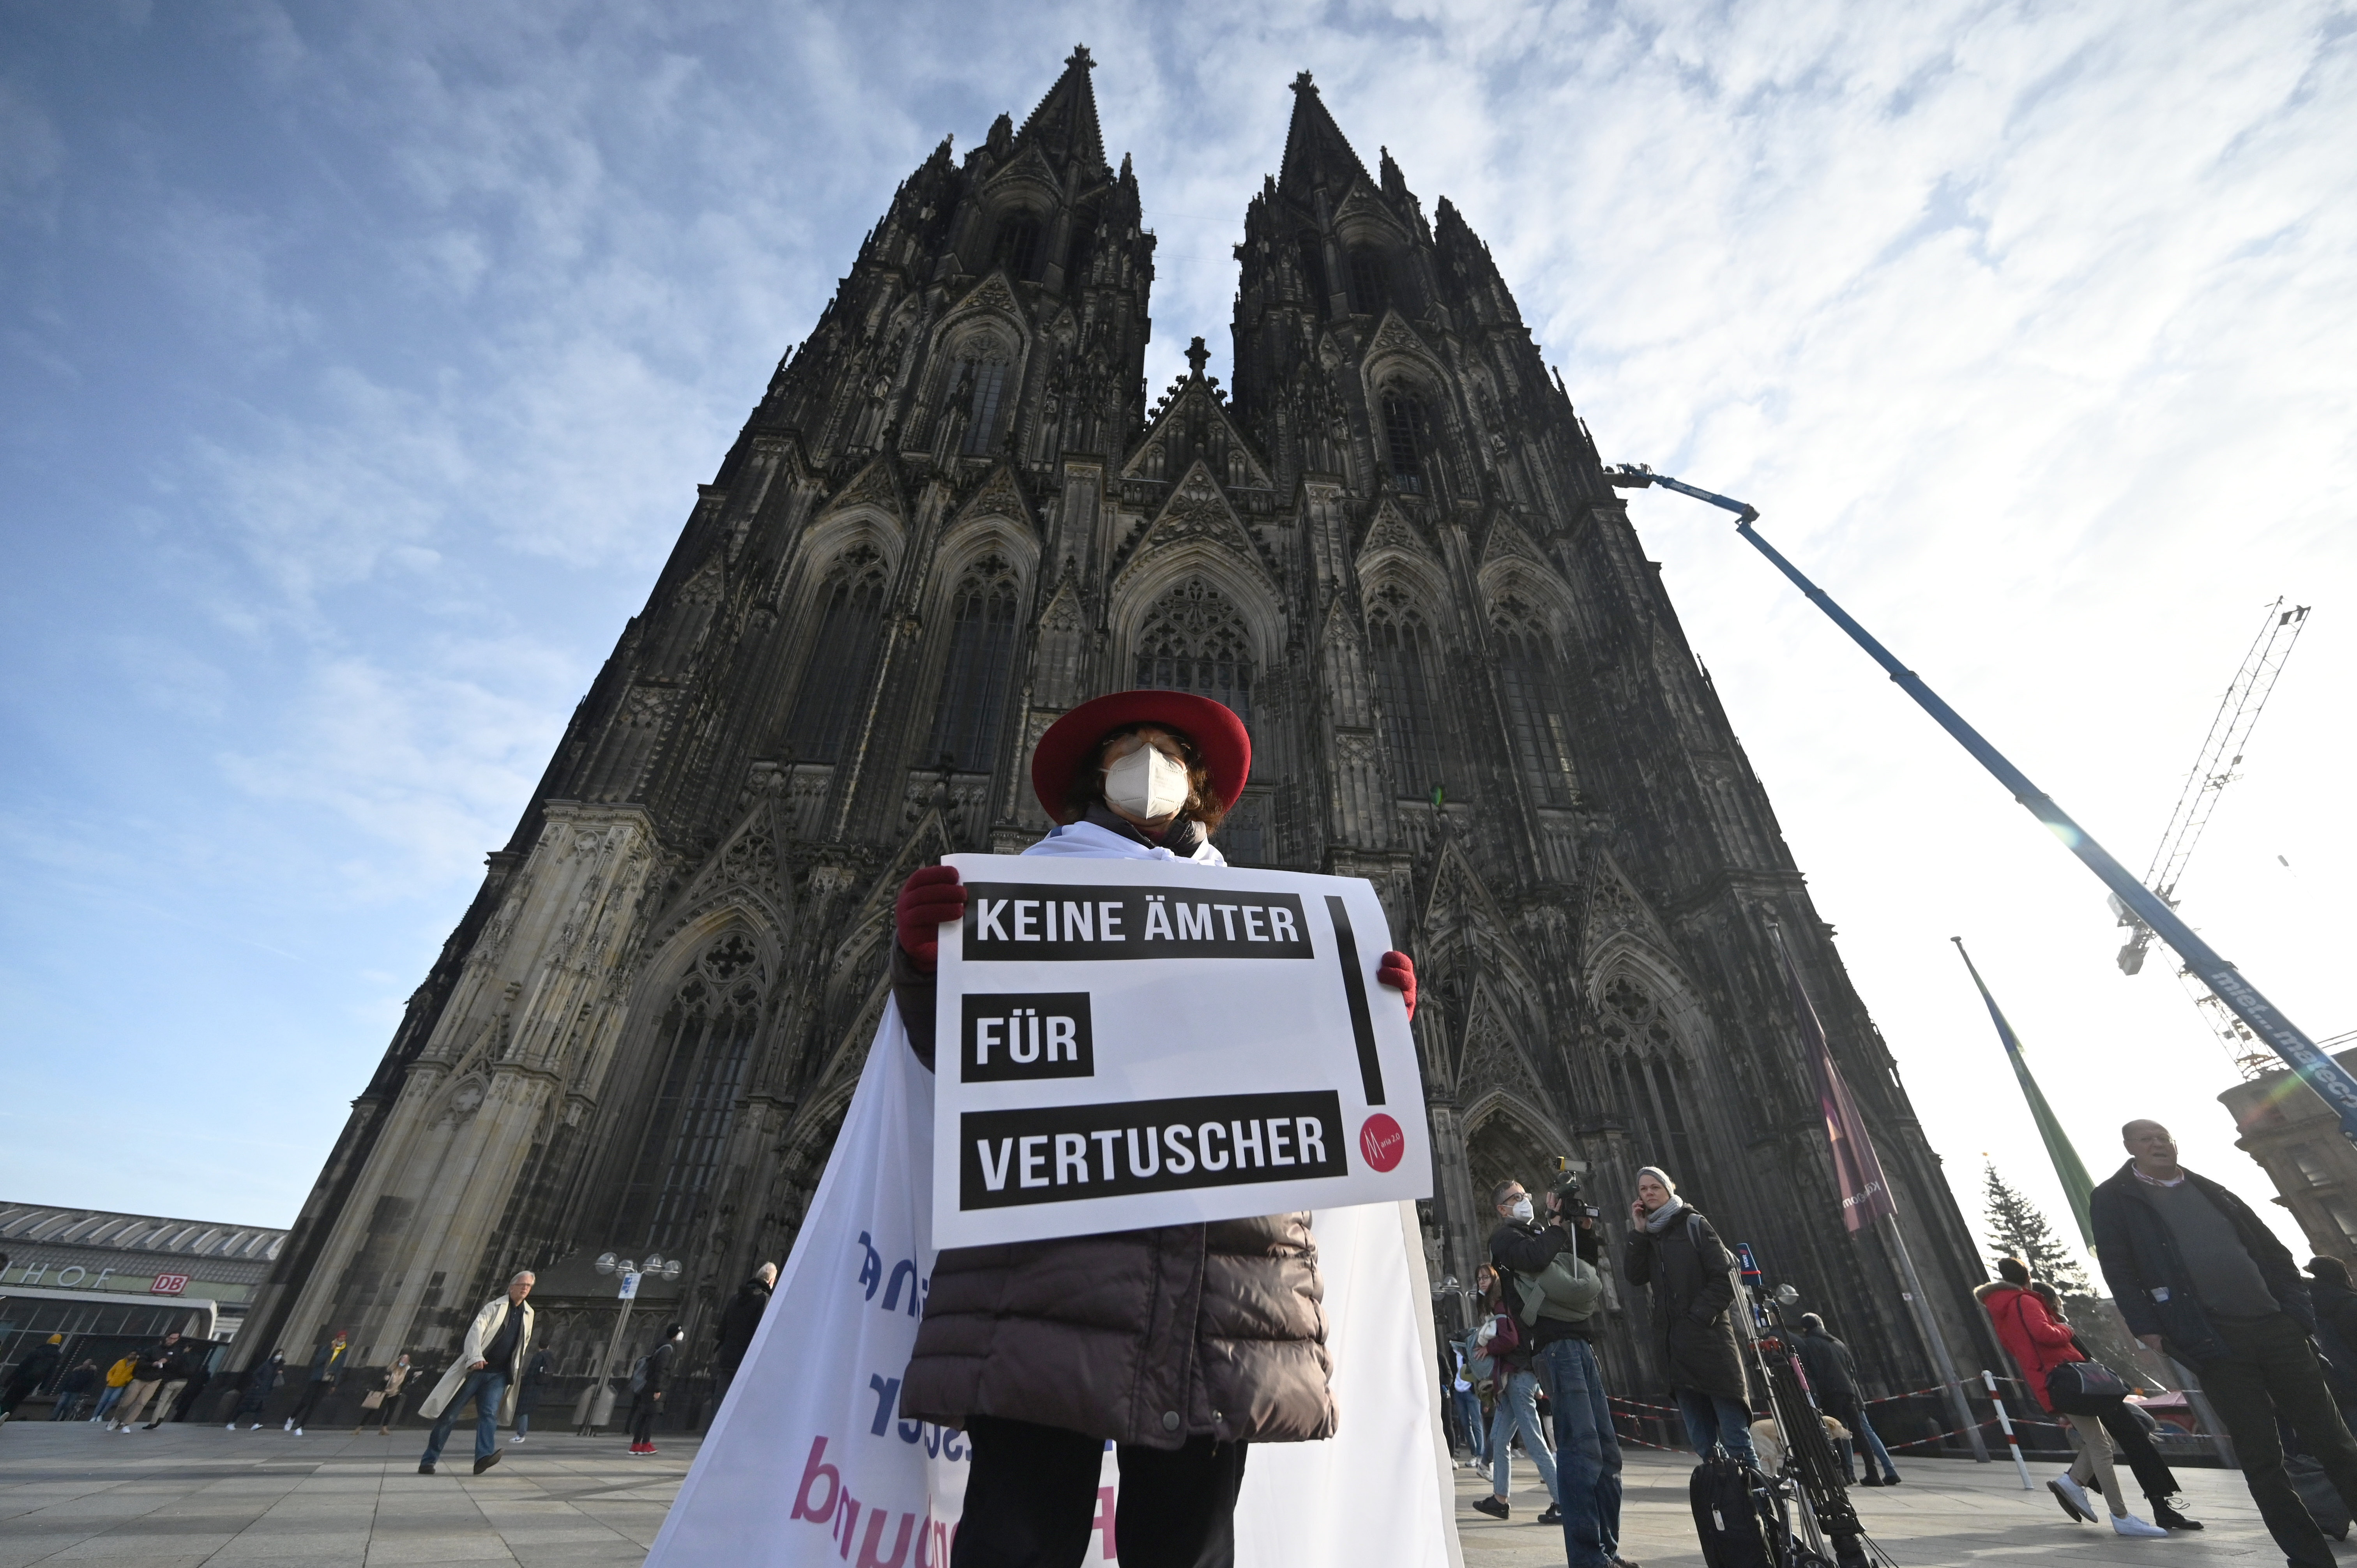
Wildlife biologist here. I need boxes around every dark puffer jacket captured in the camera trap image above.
[895,820,1334,1450]
[1624,1203,1751,1404]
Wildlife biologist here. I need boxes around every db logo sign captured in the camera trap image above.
[1357,1114,1405,1173]
[150,1274,189,1296]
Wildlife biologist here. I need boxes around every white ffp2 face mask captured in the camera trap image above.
[1510,1196,1535,1224]
[1104,745,1192,821]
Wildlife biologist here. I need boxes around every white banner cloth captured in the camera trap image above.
[644,1003,1463,1568]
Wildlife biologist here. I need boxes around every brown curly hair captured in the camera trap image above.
[1060,721,1229,833]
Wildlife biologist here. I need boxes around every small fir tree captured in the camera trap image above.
[1981,1162,2092,1297]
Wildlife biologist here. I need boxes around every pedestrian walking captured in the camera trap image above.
[106,1332,186,1430]
[1979,1256,2169,1536]
[417,1271,535,1476]
[1622,1166,1756,1468]
[2092,1119,2357,1567]
[1449,1330,1488,1469]
[1,1334,65,1420]
[356,1354,412,1434]
[1476,1180,1564,1525]
[510,1347,551,1442]
[1790,1315,1900,1487]
[51,1360,99,1421]
[2028,1282,2200,1529]
[145,1335,202,1427]
[888,690,1418,1564]
[628,1324,682,1455]
[231,1350,284,1429]
[93,1354,136,1424]
[710,1263,775,1411]
[283,1332,349,1434]
[2304,1257,2357,1425]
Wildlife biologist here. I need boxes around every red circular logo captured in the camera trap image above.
[1358,1114,1405,1173]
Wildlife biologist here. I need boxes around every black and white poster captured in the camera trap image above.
[933,854,1431,1248]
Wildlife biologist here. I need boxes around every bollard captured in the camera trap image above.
[1980,1369,2034,1490]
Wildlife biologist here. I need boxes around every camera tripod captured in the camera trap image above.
[1734,1281,1896,1568]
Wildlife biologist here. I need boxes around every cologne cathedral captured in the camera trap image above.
[241,50,1995,1405]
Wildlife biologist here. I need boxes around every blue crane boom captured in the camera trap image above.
[1607,465,2357,1145]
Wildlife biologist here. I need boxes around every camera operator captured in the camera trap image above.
[1487,1172,1631,1568]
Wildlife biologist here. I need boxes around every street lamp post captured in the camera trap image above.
[578,1249,682,1434]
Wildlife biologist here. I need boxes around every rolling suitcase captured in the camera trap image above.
[1691,1456,1779,1568]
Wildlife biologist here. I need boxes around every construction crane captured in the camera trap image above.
[2113,600,2312,1075]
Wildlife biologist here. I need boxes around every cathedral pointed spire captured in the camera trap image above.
[1279,71,1371,198]
[1014,43,1108,179]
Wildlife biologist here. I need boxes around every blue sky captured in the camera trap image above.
[3,2,2351,1270]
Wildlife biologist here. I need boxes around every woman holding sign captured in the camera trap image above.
[889,689,1416,1567]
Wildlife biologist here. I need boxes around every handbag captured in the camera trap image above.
[2013,1294,2127,1413]
[360,1391,385,1411]
[2045,1358,2130,1414]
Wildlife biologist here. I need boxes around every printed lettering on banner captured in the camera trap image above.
[934,855,1432,1248]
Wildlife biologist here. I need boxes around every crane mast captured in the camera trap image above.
[2114,599,2311,1074]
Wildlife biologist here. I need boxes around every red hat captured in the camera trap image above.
[1031,690,1251,823]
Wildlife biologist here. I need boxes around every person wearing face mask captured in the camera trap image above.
[887,690,1417,1568]
[1622,1166,1756,1471]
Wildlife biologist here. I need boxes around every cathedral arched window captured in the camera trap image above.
[1133,578,1254,722]
[612,931,764,1252]
[1381,391,1429,495]
[956,355,1011,456]
[783,546,888,762]
[928,554,1022,771]
[1597,972,1698,1180]
[993,215,1043,282]
[1367,584,1447,797]
[1064,224,1095,286]
[1348,249,1389,315]
[1494,599,1578,805]
[1296,234,1329,309]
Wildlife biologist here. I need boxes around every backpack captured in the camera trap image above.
[1515,1250,1605,1326]
[628,1356,650,1394]
[1689,1456,1785,1568]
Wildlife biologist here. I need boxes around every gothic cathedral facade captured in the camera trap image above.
[242,51,1994,1399]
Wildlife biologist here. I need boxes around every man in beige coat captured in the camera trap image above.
[417,1272,534,1475]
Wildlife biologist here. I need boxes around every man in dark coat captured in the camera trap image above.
[233,1351,284,1429]
[2092,1119,2357,1568]
[1793,1314,1899,1486]
[628,1324,682,1455]
[2306,1257,2357,1420]
[1622,1165,1754,1466]
[284,1333,348,1435]
[2,1335,64,1418]
[51,1359,100,1421]
[710,1263,776,1410]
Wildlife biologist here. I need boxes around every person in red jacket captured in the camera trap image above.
[1978,1257,2167,1539]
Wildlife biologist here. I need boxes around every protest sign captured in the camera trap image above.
[643,1003,1463,1568]
[931,854,1430,1249]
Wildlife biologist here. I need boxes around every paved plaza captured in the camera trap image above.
[1,1420,2343,1565]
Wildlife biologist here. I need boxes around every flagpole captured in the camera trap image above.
[1768,920,1989,1463]
[1879,1210,1991,1462]
[1952,938,2097,1250]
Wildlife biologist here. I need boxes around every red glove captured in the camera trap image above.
[895,865,966,971]
[1377,950,1416,1020]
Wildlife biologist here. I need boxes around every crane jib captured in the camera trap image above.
[1606,465,2357,1146]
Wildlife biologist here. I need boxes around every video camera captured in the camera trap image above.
[1544,1156,1599,1221]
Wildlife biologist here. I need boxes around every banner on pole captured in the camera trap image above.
[933,855,1431,1249]
[1771,926,1897,1233]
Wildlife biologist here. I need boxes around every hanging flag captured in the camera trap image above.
[1952,937,2097,1249]
[1771,924,1897,1233]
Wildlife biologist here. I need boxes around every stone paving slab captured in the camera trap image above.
[14,1416,2357,1563]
